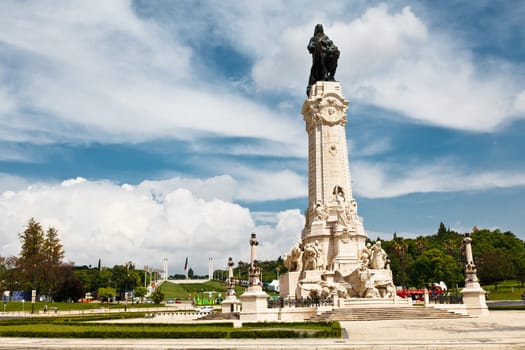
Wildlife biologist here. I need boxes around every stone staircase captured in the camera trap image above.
[307,306,470,321]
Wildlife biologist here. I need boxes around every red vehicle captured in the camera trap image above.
[396,284,444,300]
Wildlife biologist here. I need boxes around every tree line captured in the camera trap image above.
[1,219,523,302]
[226,223,525,292]
[0,218,151,302]
[381,223,525,290]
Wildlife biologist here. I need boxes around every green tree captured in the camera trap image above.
[476,248,512,290]
[53,263,84,302]
[134,286,147,302]
[98,287,116,304]
[18,218,46,292]
[0,256,22,293]
[17,218,66,298]
[391,238,409,288]
[41,227,65,296]
[513,252,525,287]
[409,248,458,287]
[471,228,524,289]
[436,222,448,238]
[150,289,164,304]
[110,263,140,299]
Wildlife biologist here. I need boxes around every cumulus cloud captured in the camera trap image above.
[352,160,525,198]
[0,0,303,150]
[0,173,32,193]
[248,4,525,131]
[0,176,304,273]
[233,167,307,202]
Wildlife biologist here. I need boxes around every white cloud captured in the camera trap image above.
[0,173,32,193]
[352,160,525,198]
[349,137,392,157]
[0,176,304,274]
[514,90,525,114]
[2,1,523,149]
[254,209,305,262]
[231,167,307,202]
[0,87,16,115]
[0,0,303,150]
[248,4,525,131]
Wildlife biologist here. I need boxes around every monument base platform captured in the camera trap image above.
[240,290,269,314]
[221,296,242,313]
[279,271,300,298]
[461,287,489,316]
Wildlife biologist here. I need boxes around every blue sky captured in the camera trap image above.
[1,1,524,274]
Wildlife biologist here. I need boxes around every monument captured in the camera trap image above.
[280,24,395,302]
[461,233,489,315]
[239,233,270,319]
[221,257,242,313]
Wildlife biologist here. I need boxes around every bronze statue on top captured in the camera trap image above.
[307,24,340,96]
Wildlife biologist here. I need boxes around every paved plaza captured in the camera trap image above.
[0,310,524,349]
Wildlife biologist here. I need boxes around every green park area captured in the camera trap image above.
[1,219,524,339]
[0,313,341,339]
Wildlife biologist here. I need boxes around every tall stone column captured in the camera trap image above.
[221,257,241,313]
[247,233,262,290]
[461,233,489,315]
[301,81,367,272]
[240,233,269,319]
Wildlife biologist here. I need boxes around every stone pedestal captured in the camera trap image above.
[297,270,324,298]
[221,297,242,313]
[239,290,268,314]
[240,233,269,315]
[221,258,242,314]
[279,271,300,298]
[461,287,489,316]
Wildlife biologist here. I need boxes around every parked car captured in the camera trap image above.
[144,298,153,304]
[166,298,175,304]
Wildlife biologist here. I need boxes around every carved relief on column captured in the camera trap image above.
[462,233,480,285]
[302,90,349,133]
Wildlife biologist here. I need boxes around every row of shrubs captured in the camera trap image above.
[0,328,340,338]
[0,318,341,338]
[0,312,147,325]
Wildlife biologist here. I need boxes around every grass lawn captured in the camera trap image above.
[482,280,525,300]
[0,314,341,338]
[1,301,164,313]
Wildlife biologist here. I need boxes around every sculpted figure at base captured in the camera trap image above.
[284,241,303,272]
[303,240,323,270]
[370,240,387,269]
[360,242,372,267]
[333,185,350,230]
[314,200,327,222]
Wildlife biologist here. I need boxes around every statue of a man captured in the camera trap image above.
[307,24,340,96]
[333,185,350,230]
